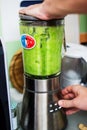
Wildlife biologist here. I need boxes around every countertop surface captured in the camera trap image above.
[18,111,87,130]
[65,110,87,130]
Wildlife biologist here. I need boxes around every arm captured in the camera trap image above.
[19,0,87,20]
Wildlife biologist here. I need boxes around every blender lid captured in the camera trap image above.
[19,14,39,21]
[19,14,64,21]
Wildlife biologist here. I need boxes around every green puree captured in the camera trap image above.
[20,23,64,77]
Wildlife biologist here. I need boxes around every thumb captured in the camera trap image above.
[58,100,74,108]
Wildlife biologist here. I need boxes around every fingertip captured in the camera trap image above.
[58,100,63,106]
[19,10,24,14]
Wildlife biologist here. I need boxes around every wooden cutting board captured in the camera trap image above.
[9,49,24,93]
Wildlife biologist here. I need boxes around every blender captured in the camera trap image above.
[19,14,67,130]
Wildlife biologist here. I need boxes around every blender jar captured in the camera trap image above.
[19,14,64,78]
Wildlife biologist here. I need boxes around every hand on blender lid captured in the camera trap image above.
[19,0,87,20]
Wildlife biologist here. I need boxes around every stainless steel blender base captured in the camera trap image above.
[20,75,67,130]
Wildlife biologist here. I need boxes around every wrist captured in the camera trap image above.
[42,1,67,19]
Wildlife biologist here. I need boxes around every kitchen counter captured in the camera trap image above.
[18,110,87,130]
[65,110,87,130]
